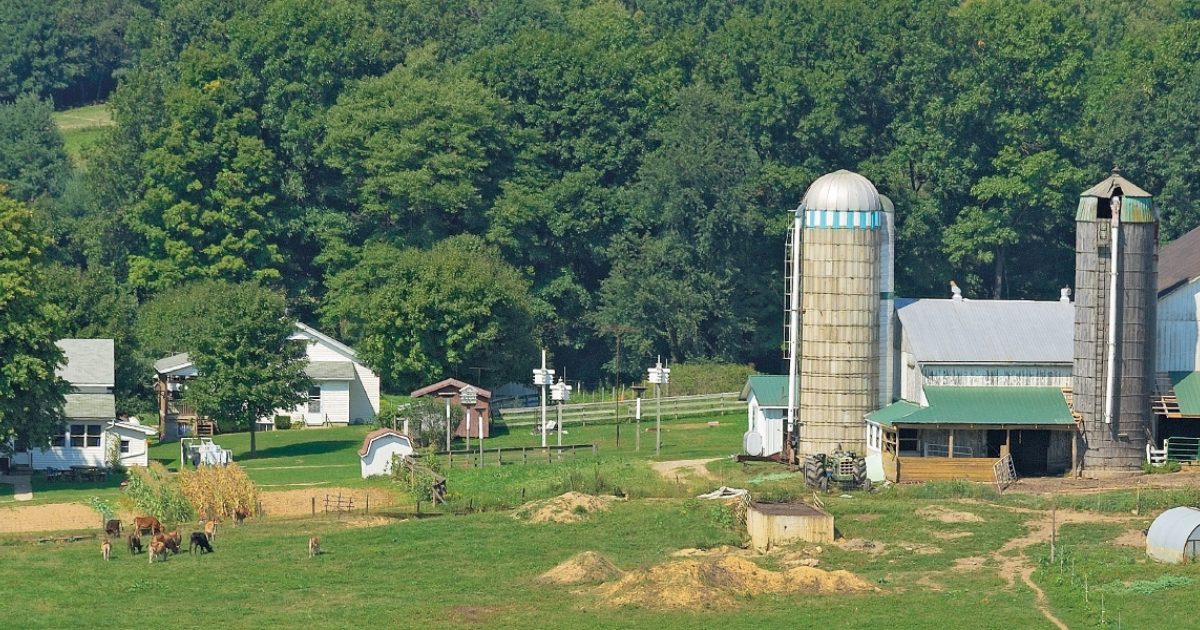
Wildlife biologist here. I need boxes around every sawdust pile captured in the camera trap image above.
[598,555,877,610]
[915,505,984,523]
[513,492,616,524]
[539,551,623,585]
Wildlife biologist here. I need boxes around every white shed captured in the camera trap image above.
[359,429,414,478]
[739,375,789,458]
[107,419,157,468]
[1146,506,1200,563]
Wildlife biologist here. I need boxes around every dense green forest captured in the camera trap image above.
[4,0,1200,410]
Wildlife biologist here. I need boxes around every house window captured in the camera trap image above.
[51,426,66,447]
[120,440,130,454]
[70,424,102,448]
[308,387,322,413]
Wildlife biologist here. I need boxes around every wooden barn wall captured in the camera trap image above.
[1157,279,1200,372]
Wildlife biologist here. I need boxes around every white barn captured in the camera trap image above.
[359,429,414,478]
[1154,227,1200,449]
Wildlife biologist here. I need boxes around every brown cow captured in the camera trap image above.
[201,519,218,541]
[233,507,250,525]
[101,538,111,561]
[308,536,320,558]
[134,516,162,535]
[127,533,142,555]
[153,531,181,555]
[148,540,167,564]
[104,519,121,537]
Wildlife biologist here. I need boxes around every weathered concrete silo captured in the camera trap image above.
[1072,169,1158,474]
[785,170,884,459]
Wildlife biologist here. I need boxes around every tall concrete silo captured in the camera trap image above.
[785,170,885,460]
[1072,169,1158,474]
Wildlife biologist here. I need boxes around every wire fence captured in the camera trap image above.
[495,392,742,427]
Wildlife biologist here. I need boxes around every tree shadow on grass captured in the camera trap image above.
[241,440,362,461]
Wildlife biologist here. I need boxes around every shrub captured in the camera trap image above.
[177,463,260,521]
[378,398,458,447]
[392,448,442,502]
[666,362,757,396]
[122,462,194,524]
[86,496,116,524]
[1142,460,1181,474]
[274,415,292,430]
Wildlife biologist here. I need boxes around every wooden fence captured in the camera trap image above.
[432,443,598,469]
[495,392,742,427]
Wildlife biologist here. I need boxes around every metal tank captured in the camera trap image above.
[785,170,883,459]
[1072,169,1157,473]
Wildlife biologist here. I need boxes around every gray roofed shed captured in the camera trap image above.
[64,393,116,419]
[55,339,114,386]
[1158,225,1200,296]
[305,361,356,380]
[1146,506,1200,563]
[897,299,1074,364]
[154,352,192,373]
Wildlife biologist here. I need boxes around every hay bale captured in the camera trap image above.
[539,551,623,585]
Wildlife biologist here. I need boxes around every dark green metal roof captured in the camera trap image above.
[1169,372,1200,416]
[868,387,1074,427]
[739,375,790,407]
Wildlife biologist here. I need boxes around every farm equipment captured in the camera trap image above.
[803,451,870,492]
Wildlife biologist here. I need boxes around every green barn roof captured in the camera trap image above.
[1169,372,1200,416]
[867,386,1074,427]
[739,375,791,408]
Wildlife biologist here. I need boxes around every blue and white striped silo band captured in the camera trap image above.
[804,210,883,229]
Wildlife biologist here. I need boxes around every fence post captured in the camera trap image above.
[592,442,597,456]
[497,448,502,466]
[311,496,315,516]
[523,447,527,465]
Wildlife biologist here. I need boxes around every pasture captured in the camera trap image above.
[2,412,1200,629]
[51,103,114,164]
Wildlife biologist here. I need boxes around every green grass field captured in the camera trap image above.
[3,411,1199,629]
[51,103,113,165]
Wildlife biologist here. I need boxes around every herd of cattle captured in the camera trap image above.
[100,512,235,563]
[97,507,321,562]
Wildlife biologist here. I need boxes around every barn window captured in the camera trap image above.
[120,440,130,454]
[308,387,322,413]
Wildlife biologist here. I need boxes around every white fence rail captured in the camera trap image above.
[496,392,742,427]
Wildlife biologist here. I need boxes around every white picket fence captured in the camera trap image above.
[496,392,742,427]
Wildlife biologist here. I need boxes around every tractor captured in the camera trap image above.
[803,451,870,492]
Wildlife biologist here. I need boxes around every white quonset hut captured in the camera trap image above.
[1146,506,1200,563]
[359,429,414,478]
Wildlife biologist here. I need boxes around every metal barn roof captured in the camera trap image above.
[1168,372,1200,416]
[55,339,115,386]
[897,299,1074,364]
[797,170,882,212]
[867,386,1074,427]
[1146,507,1200,563]
[1158,225,1200,296]
[739,375,790,407]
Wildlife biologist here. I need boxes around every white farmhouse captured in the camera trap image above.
[153,322,382,437]
[358,429,414,478]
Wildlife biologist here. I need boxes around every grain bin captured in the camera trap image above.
[1072,169,1158,473]
[785,170,883,459]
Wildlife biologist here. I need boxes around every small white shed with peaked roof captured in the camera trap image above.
[359,429,414,478]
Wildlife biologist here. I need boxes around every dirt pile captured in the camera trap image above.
[539,551,623,585]
[916,505,984,523]
[514,492,616,524]
[839,538,887,555]
[598,554,877,610]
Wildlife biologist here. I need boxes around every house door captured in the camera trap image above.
[1011,430,1050,476]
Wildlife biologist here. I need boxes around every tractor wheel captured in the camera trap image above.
[817,471,829,492]
[803,455,821,488]
[852,458,868,490]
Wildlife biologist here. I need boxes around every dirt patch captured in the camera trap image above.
[651,458,720,481]
[916,505,984,523]
[847,513,881,522]
[672,422,722,430]
[953,556,987,572]
[257,487,397,518]
[0,503,101,534]
[341,516,403,529]
[1006,468,1200,496]
[671,545,751,558]
[539,551,624,585]
[514,492,616,524]
[895,541,942,555]
[448,605,508,627]
[931,530,974,541]
[839,538,887,555]
[598,554,877,610]
[1112,528,1146,548]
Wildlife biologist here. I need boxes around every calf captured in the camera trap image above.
[101,538,111,561]
[148,540,167,564]
[189,531,214,554]
[134,516,162,535]
[104,519,121,537]
[308,536,320,558]
[203,519,218,541]
[153,531,181,555]
[127,533,142,555]
[234,507,250,525]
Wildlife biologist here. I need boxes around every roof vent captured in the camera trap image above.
[1060,287,1071,303]
[950,280,963,302]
